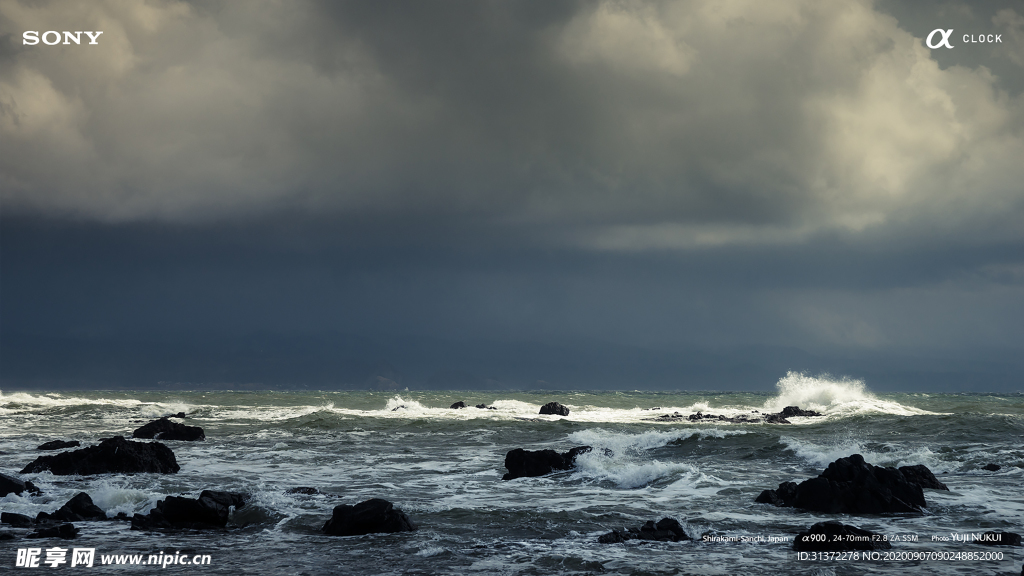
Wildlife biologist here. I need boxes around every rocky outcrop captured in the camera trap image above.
[37,440,80,451]
[36,493,107,523]
[26,524,78,539]
[897,464,948,490]
[1,512,34,527]
[131,490,247,531]
[502,446,591,481]
[779,406,822,417]
[982,463,1001,472]
[598,518,690,543]
[755,455,940,514]
[539,402,570,416]
[475,404,496,410]
[450,401,467,409]
[977,531,1021,546]
[132,417,205,441]
[793,521,892,551]
[322,498,417,536]
[1,472,41,496]
[20,436,180,475]
[653,406,820,424]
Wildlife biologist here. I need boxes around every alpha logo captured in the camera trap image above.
[926,29,954,49]
[925,28,1002,49]
[23,31,103,45]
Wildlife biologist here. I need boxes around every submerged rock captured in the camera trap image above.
[598,518,691,543]
[131,490,248,531]
[322,498,417,536]
[20,436,180,475]
[793,521,892,551]
[2,512,34,527]
[37,440,81,451]
[539,402,570,416]
[977,531,1022,546]
[36,493,108,523]
[755,454,940,514]
[475,404,496,410]
[1,472,41,497]
[27,523,78,539]
[982,463,1001,472]
[132,417,205,441]
[502,446,591,481]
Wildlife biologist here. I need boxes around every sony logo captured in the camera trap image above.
[23,31,104,45]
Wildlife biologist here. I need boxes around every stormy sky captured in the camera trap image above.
[2,0,1023,391]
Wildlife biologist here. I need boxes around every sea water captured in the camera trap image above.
[2,373,1022,574]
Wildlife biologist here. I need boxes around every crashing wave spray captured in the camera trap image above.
[762,371,936,416]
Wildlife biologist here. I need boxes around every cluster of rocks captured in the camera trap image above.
[20,436,180,476]
[650,405,821,424]
[448,400,570,416]
[131,490,248,531]
[755,454,947,514]
[598,518,690,543]
[501,446,592,480]
[449,401,497,410]
[1,472,41,497]
[132,417,205,441]
[1,492,118,541]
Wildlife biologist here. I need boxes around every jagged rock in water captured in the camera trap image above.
[37,440,80,451]
[598,518,691,543]
[27,524,78,539]
[450,401,467,409]
[36,493,107,523]
[2,512,34,527]
[132,417,205,441]
[779,406,822,417]
[322,498,417,536]
[982,463,1001,472]
[793,521,892,551]
[539,402,570,416]
[502,446,591,480]
[897,464,949,490]
[1,472,41,496]
[131,490,248,531]
[755,454,938,514]
[20,436,180,475]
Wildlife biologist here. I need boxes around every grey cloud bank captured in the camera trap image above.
[1,0,1022,391]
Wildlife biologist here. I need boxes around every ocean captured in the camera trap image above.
[2,373,1022,575]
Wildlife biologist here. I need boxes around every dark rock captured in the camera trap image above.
[598,517,690,543]
[27,523,78,539]
[450,401,467,409]
[502,446,591,481]
[168,412,188,418]
[36,492,107,523]
[981,463,1001,472]
[793,521,892,551]
[37,440,81,451]
[762,413,791,424]
[322,498,417,536]
[756,454,932,514]
[133,417,205,441]
[474,404,496,410]
[780,406,822,418]
[539,402,570,416]
[977,531,1021,546]
[131,490,248,531]
[286,487,322,495]
[898,464,949,490]
[20,436,180,475]
[1,472,41,496]
[2,512,34,527]
[0,532,14,541]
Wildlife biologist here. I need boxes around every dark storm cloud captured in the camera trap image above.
[1,0,1023,390]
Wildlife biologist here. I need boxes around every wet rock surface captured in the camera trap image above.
[502,446,592,480]
[322,498,417,536]
[20,436,180,475]
[598,518,691,543]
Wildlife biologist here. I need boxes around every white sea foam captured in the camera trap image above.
[762,372,938,417]
[779,436,953,472]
